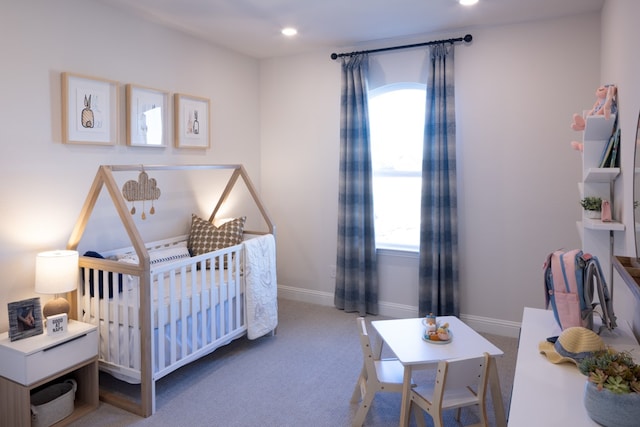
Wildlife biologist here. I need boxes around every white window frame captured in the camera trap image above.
[369,82,426,252]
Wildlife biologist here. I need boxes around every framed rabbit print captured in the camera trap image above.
[62,72,118,145]
[174,93,210,148]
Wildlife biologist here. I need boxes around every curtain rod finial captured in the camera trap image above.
[464,34,473,43]
[330,52,338,60]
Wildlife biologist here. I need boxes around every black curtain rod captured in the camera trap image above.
[330,34,472,60]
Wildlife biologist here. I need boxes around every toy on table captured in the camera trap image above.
[424,313,450,341]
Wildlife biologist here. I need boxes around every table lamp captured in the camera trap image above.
[35,250,79,318]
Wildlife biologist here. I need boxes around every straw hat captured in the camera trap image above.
[538,326,605,365]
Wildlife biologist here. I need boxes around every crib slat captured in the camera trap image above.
[196,263,205,347]
[208,259,218,341]
[156,273,166,371]
[218,255,227,335]
[179,267,188,361]
[188,264,197,353]
[119,271,130,370]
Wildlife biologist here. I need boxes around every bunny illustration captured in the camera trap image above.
[81,94,94,128]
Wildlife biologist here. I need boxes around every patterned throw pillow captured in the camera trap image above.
[188,214,246,262]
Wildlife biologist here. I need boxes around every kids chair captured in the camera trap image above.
[350,317,407,426]
[410,352,490,427]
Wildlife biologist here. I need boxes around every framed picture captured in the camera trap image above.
[174,93,210,148]
[126,84,169,147]
[8,298,43,342]
[62,72,119,145]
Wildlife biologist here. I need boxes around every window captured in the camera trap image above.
[369,83,425,251]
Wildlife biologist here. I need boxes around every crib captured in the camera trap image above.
[66,165,276,417]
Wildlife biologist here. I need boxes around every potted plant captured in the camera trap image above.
[580,196,602,219]
[578,349,640,427]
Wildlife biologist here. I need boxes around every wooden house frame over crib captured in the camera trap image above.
[65,164,275,417]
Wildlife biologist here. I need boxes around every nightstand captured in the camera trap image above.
[0,320,98,427]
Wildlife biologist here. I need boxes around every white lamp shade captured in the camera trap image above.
[35,250,79,294]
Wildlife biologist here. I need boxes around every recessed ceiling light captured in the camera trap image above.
[459,0,479,5]
[281,27,298,37]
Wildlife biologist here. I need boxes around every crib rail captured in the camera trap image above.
[151,243,245,380]
[77,242,245,391]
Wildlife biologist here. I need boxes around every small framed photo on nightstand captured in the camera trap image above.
[46,313,68,336]
[7,298,43,341]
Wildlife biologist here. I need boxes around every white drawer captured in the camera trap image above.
[25,329,97,385]
[0,321,98,386]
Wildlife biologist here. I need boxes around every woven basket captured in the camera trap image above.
[30,379,76,427]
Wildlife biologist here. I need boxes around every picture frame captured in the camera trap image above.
[8,298,43,342]
[126,84,169,147]
[62,72,119,145]
[174,93,210,148]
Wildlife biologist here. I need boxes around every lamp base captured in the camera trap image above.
[42,297,70,318]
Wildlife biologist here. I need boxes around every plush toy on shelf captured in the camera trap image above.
[570,84,617,151]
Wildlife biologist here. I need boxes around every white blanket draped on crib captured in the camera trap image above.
[243,234,278,339]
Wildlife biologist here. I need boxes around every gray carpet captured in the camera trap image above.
[68,299,518,427]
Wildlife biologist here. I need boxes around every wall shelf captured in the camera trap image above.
[584,167,620,183]
[582,217,625,231]
[578,114,618,284]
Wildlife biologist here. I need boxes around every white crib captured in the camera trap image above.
[67,164,276,417]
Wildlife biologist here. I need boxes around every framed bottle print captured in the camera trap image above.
[174,93,210,148]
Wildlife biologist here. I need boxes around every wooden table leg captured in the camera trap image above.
[488,356,507,427]
[372,328,384,359]
[399,365,413,427]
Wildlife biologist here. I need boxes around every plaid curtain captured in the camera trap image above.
[334,54,379,316]
[419,44,459,317]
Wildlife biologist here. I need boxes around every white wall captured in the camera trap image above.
[0,1,261,332]
[601,0,640,336]
[2,1,629,338]
[261,13,601,335]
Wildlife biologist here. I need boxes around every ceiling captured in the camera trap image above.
[96,0,604,59]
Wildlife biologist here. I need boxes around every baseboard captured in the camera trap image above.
[461,314,521,338]
[277,285,522,338]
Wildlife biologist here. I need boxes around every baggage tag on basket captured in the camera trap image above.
[46,313,67,336]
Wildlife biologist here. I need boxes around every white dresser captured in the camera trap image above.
[508,307,639,426]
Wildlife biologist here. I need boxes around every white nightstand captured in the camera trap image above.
[0,320,98,427]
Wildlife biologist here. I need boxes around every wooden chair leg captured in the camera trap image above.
[434,411,444,427]
[478,402,489,427]
[352,387,375,427]
[411,402,427,427]
[350,367,366,403]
